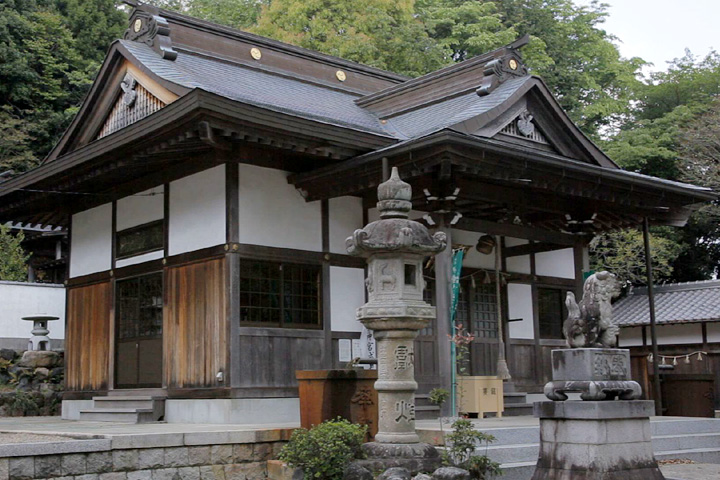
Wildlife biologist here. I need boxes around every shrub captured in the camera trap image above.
[279,418,367,480]
[443,419,501,479]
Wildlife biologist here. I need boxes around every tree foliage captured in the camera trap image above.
[589,228,682,287]
[0,224,30,282]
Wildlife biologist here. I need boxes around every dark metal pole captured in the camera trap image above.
[382,157,390,181]
[642,217,663,416]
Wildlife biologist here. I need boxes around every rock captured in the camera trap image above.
[8,365,31,377]
[432,467,470,480]
[0,349,16,361]
[34,367,50,380]
[378,467,412,480]
[343,463,373,480]
[413,474,433,480]
[19,351,60,368]
[49,366,64,381]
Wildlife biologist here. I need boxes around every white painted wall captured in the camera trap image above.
[657,323,703,345]
[707,322,720,343]
[0,281,65,348]
[536,248,575,279]
[238,164,322,252]
[169,165,226,255]
[508,283,534,339]
[116,186,164,231]
[618,326,644,347]
[70,203,112,278]
[329,196,363,254]
[330,266,366,332]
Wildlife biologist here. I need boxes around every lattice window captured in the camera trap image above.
[239,260,321,328]
[116,273,163,341]
[97,82,165,139]
[471,284,498,339]
[538,287,566,339]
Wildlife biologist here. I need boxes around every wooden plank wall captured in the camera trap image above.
[165,258,227,388]
[66,282,112,391]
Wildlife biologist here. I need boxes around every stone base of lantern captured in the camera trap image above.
[352,442,441,475]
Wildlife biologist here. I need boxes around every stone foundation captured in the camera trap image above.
[0,439,286,480]
[531,400,664,480]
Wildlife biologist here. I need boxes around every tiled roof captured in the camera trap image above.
[613,280,720,327]
[121,40,393,137]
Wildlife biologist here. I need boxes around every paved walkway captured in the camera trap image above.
[661,463,720,480]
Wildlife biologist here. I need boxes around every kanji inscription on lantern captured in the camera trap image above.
[395,400,415,423]
[394,345,413,370]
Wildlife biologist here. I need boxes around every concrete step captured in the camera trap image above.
[92,396,157,410]
[652,418,720,436]
[656,447,720,464]
[503,392,528,405]
[78,408,157,424]
[502,403,534,416]
[653,432,720,451]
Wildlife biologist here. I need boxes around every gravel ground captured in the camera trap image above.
[0,432,75,444]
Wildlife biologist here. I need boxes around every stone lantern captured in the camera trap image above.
[22,314,60,351]
[347,167,445,471]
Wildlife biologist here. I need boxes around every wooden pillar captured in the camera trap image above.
[642,218,663,416]
[226,161,241,388]
[434,215,453,416]
[321,199,332,369]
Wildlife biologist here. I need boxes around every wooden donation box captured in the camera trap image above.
[296,369,378,440]
[458,376,504,418]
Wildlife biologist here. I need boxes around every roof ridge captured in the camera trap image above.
[142,5,410,83]
[630,279,720,295]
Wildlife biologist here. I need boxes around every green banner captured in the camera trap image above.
[450,248,465,325]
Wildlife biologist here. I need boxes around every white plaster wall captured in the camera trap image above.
[238,164,321,251]
[70,203,112,277]
[450,229,495,269]
[508,283,534,339]
[0,281,65,341]
[330,266,366,332]
[506,255,531,274]
[165,398,300,424]
[169,166,225,255]
[116,186,164,231]
[115,250,164,268]
[329,196,364,254]
[536,248,575,279]
[618,326,644,347]
[707,322,720,343]
[657,323,703,345]
[505,237,527,247]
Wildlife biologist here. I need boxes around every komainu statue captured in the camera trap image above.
[563,271,621,348]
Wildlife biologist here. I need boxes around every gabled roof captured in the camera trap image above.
[614,280,720,327]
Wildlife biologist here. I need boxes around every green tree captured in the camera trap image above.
[148,0,266,29]
[589,228,683,287]
[0,224,30,282]
[0,0,127,173]
[417,0,517,62]
[493,0,645,138]
[252,0,447,77]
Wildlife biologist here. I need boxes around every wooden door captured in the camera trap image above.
[467,283,499,376]
[115,273,164,389]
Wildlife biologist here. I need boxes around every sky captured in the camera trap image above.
[574,0,719,73]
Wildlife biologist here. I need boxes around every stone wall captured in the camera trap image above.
[1,440,285,480]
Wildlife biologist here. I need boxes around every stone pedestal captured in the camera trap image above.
[531,401,664,480]
[544,349,642,401]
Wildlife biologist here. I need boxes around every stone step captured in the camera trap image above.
[503,392,528,405]
[92,396,157,409]
[78,408,157,424]
[651,418,720,436]
[656,447,720,464]
[498,461,536,480]
[502,403,534,416]
[653,432,720,451]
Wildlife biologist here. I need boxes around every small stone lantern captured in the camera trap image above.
[347,167,445,471]
[22,314,60,351]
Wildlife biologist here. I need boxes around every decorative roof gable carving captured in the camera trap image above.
[476,40,529,97]
[124,6,177,60]
[498,110,550,145]
[97,73,165,139]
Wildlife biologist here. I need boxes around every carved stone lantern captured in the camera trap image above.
[347,167,445,471]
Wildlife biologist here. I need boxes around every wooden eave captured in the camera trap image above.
[0,89,396,228]
[288,130,716,233]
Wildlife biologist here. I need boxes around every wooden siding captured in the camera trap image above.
[165,258,227,388]
[66,282,112,391]
[98,82,164,139]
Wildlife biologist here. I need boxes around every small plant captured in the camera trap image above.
[429,387,450,439]
[7,390,38,416]
[443,418,501,479]
[449,324,475,416]
[279,418,367,480]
